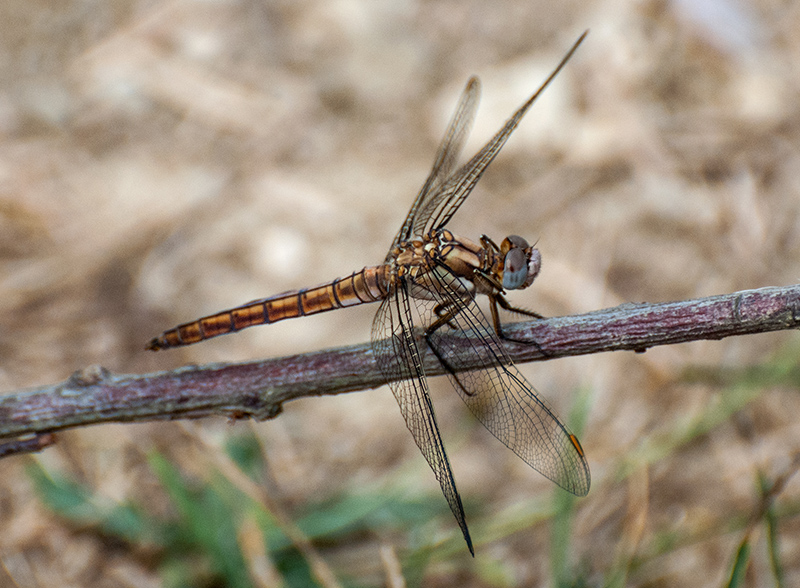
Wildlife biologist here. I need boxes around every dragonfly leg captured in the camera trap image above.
[424,303,478,397]
[494,293,544,320]
[490,295,550,357]
[480,234,500,252]
[433,302,459,329]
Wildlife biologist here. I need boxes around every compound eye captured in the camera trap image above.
[506,235,529,249]
[503,247,528,290]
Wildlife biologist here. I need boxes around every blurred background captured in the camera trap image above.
[2,0,800,586]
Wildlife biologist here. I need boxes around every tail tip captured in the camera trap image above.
[145,338,163,351]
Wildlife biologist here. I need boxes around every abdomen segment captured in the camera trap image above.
[146,266,389,350]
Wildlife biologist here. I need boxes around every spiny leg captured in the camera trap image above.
[489,294,549,357]
[433,302,460,329]
[424,301,477,397]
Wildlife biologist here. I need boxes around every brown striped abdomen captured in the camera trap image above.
[146,266,390,350]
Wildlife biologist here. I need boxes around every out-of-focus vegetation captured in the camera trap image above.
[2,0,800,585]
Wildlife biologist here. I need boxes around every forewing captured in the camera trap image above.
[414,266,591,496]
[388,77,480,255]
[371,290,474,554]
[413,31,588,237]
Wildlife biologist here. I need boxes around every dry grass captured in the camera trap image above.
[2,0,800,586]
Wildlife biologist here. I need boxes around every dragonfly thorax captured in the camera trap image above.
[390,229,541,299]
[391,229,484,290]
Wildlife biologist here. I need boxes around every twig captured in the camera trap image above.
[1,284,798,455]
[0,432,56,457]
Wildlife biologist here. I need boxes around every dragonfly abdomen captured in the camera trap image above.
[146,265,389,350]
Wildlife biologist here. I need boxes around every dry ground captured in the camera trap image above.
[2,0,800,586]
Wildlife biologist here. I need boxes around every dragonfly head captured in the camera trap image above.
[501,235,541,290]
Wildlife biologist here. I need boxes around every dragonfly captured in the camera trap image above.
[147,31,590,555]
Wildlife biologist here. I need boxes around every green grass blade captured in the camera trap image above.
[726,536,751,588]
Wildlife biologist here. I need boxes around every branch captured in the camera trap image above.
[2,285,798,455]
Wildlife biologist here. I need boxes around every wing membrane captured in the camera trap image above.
[412,31,588,238]
[411,266,591,495]
[371,291,474,554]
[388,78,480,254]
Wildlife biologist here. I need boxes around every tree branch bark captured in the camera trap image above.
[2,284,798,455]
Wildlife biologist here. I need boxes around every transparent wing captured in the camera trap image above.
[409,265,591,496]
[388,77,480,255]
[371,289,474,554]
[411,31,588,238]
